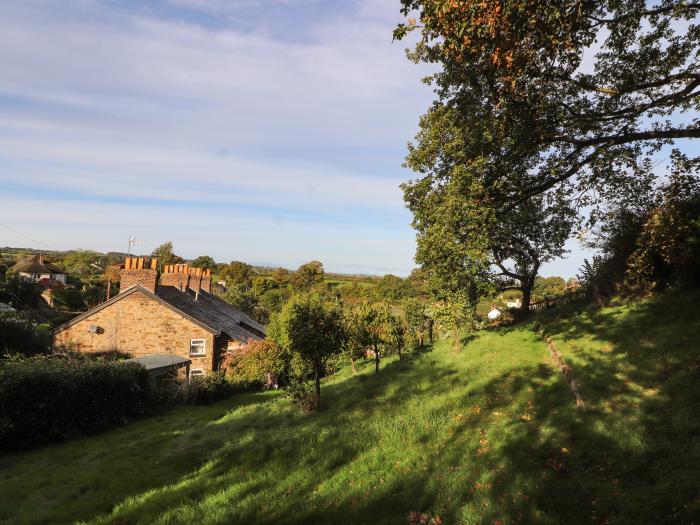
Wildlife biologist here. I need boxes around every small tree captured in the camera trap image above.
[402,298,428,348]
[375,274,413,300]
[271,267,291,286]
[382,312,406,360]
[151,242,183,271]
[224,339,285,389]
[220,261,254,290]
[269,294,346,410]
[290,261,324,292]
[61,250,103,278]
[428,294,476,352]
[347,303,386,374]
[220,286,258,318]
[343,307,369,375]
[191,256,216,271]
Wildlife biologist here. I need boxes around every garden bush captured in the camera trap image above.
[171,372,237,405]
[0,356,155,450]
[222,339,285,388]
[0,313,49,357]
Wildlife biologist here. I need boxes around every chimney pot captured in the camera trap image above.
[119,257,157,294]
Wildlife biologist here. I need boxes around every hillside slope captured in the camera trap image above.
[0,292,698,524]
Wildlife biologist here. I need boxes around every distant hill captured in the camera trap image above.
[0,247,387,279]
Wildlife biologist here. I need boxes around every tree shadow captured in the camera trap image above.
[3,293,699,524]
[460,291,700,524]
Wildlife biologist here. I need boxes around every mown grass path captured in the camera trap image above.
[1,292,699,524]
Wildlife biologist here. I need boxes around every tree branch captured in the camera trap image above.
[493,259,525,281]
[556,126,700,148]
[588,3,700,24]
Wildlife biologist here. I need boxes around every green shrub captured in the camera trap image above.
[0,356,155,450]
[172,372,237,405]
[223,339,285,388]
[283,376,315,412]
[51,288,86,311]
[54,349,131,361]
[0,313,49,357]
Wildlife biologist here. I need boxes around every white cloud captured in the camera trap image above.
[0,0,433,273]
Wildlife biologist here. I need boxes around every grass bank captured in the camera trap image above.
[1,291,699,524]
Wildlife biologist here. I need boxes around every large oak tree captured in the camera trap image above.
[403,106,577,315]
[395,0,700,207]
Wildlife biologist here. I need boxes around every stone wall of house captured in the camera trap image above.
[53,290,216,374]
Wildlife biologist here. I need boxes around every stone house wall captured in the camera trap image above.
[53,290,217,374]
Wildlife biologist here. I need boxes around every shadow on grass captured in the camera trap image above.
[465,291,700,525]
[3,292,700,524]
[79,350,456,525]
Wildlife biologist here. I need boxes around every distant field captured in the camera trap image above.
[1,291,698,524]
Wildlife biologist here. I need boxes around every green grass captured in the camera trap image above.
[1,291,699,524]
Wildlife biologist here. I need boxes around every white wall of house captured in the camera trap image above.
[19,272,66,284]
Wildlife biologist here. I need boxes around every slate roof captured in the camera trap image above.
[53,285,265,342]
[156,286,265,341]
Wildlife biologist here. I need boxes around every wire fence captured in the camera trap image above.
[529,289,590,312]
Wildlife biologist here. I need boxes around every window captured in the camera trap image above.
[189,368,204,379]
[190,339,206,356]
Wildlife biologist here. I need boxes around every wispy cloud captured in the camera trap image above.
[0,0,431,274]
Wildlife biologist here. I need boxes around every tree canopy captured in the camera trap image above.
[290,261,325,292]
[191,256,216,271]
[220,261,254,289]
[396,0,699,315]
[346,303,387,374]
[151,242,183,271]
[268,294,346,409]
[403,106,577,314]
[395,0,699,209]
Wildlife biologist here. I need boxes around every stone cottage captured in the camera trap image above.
[52,257,264,377]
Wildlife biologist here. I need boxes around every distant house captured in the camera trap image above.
[10,254,67,285]
[487,308,502,320]
[52,257,265,378]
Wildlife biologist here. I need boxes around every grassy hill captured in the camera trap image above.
[1,291,699,524]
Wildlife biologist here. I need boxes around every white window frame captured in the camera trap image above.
[189,368,205,379]
[189,338,206,357]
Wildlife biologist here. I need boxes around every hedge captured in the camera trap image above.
[0,356,155,450]
[170,372,239,405]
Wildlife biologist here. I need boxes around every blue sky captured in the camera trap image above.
[0,0,592,276]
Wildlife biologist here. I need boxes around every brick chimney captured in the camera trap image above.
[157,264,212,294]
[159,264,190,292]
[119,257,158,293]
[201,268,212,293]
[188,267,203,292]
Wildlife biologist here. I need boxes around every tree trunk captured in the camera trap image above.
[350,357,357,375]
[520,286,532,318]
[418,333,424,348]
[314,365,321,410]
[427,319,434,344]
[374,346,380,374]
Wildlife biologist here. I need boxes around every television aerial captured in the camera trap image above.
[127,236,146,255]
